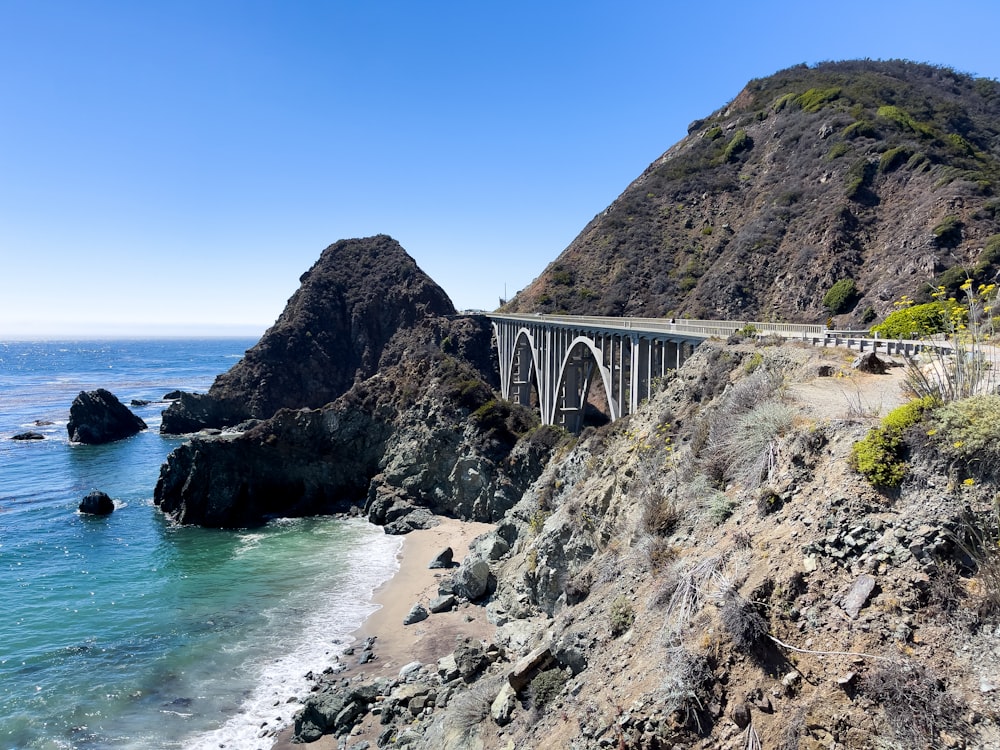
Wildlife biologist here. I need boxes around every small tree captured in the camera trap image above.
[822,279,859,314]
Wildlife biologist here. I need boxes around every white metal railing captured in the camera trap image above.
[486,313,954,355]
[487,313,826,338]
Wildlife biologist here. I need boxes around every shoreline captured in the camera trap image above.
[271,515,495,749]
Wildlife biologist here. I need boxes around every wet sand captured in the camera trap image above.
[271,516,495,748]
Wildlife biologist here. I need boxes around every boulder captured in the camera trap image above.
[841,573,877,619]
[79,491,115,515]
[508,645,555,692]
[162,390,184,400]
[429,594,457,614]
[67,389,147,444]
[451,554,492,601]
[490,683,517,726]
[428,547,455,569]
[403,604,429,625]
[851,351,887,374]
[453,637,489,682]
[12,431,45,441]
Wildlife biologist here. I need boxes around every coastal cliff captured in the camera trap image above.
[161,235,456,433]
[154,242,557,530]
[284,342,1000,749]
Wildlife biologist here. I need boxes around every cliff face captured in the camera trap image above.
[294,341,1000,750]
[161,235,455,433]
[506,60,1000,326]
[154,316,558,530]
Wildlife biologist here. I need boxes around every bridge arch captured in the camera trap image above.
[550,336,618,432]
[504,327,542,416]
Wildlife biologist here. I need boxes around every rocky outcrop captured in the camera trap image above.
[161,235,456,434]
[12,431,44,441]
[67,389,147,444]
[79,490,115,515]
[154,317,556,528]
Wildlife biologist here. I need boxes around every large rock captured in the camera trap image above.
[67,389,147,444]
[451,554,492,601]
[79,490,115,515]
[161,235,457,434]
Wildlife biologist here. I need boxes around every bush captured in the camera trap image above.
[529,668,568,709]
[932,215,963,247]
[723,129,753,162]
[822,278,859,314]
[796,86,841,112]
[609,595,635,637]
[845,157,875,199]
[849,397,934,487]
[849,427,905,486]
[720,592,769,654]
[713,401,796,489]
[929,394,1000,472]
[878,145,912,173]
[447,677,504,737]
[882,395,937,432]
[870,301,947,338]
[842,120,878,139]
[860,662,965,746]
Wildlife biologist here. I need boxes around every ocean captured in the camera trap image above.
[0,339,402,750]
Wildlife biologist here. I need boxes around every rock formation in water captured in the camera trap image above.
[153,241,556,529]
[67,389,147,444]
[161,235,456,434]
[78,490,115,515]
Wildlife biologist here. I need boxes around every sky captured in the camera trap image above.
[3,1,1000,338]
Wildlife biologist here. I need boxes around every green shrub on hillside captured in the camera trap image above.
[723,129,753,162]
[826,142,850,160]
[929,395,1000,472]
[870,302,947,338]
[878,145,912,174]
[849,397,935,487]
[797,87,842,112]
[932,215,963,247]
[850,427,906,486]
[609,596,635,637]
[823,278,859,314]
[845,158,875,199]
[877,105,935,138]
[842,120,878,140]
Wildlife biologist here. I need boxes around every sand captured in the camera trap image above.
[271,516,495,749]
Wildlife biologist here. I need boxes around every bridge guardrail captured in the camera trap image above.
[487,313,954,356]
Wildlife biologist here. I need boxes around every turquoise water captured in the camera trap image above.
[0,340,401,749]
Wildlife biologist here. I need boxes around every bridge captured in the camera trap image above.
[487,313,941,432]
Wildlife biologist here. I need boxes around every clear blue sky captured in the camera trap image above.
[3,1,1000,337]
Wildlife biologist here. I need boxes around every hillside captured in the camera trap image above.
[285,340,1000,750]
[505,60,1000,326]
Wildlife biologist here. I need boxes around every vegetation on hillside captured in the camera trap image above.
[505,60,1000,327]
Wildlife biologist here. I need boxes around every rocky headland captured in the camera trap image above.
[160,234,457,434]
[153,236,557,530]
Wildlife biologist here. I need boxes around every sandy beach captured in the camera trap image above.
[271,515,495,748]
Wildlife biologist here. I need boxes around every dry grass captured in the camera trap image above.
[859,660,966,747]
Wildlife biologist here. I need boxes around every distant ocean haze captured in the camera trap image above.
[0,339,401,749]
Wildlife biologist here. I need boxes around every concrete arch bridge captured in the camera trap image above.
[487,313,932,433]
